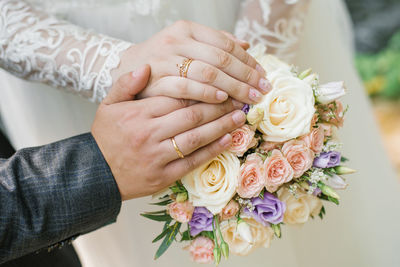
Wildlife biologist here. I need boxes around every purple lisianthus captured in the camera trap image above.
[244,193,286,226]
[188,207,213,236]
[313,151,341,168]
[242,104,250,114]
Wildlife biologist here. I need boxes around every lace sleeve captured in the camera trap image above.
[234,0,310,62]
[0,0,132,103]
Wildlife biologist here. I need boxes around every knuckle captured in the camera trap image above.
[185,157,197,171]
[216,51,232,69]
[174,20,190,29]
[202,66,218,83]
[177,79,188,96]
[223,38,235,53]
[242,52,251,65]
[184,108,203,124]
[186,131,202,149]
[178,98,190,108]
[243,68,254,83]
[202,86,214,101]
[160,35,177,46]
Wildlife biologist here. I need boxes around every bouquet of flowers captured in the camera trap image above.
[141,44,355,265]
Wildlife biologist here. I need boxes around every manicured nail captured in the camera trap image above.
[232,99,245,109]
[258,78,272,94]
[219,134,232,148]
[216,90,228,101]
[232,110,246,125]
[256,64,266,76]
[249,88,262,103]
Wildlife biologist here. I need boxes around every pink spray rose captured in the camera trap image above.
[237,153,265,198]
[229,125,257,157]
[220,200,240,221]
[318,100,345,127]
[259,141,281,153]
[185,236,214,264]
[264,150,294,193]
[167,201,194,223]
[301,126,325,153]
[282,140,315,178]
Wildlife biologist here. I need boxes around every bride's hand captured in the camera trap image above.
[92,65,246,200]
[114,20,271,105]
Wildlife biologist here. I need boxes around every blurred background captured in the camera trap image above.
[344,0,400,176]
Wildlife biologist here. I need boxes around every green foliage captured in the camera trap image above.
[154,222,181,259]
[356,30,400,99]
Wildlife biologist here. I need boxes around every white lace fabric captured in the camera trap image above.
[234,0,310,62]
[0,0,132,102]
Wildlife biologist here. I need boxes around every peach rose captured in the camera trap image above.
[282,140,315,178]
[220,200,240,221]
[185,236,214,264]
[237,153,265,198]
[318,100,345,127]
[259,141,281,153]
[166,201,194,223]
[229,125,257,157]
[263,150,294,193]
[301,126,324,153]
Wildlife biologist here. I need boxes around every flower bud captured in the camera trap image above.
[318,182,340,200]
[247,107,264,126]
[221,241,229,259]
[325,174,348,190]
[237,219,253,244]
[303,73,319,86]
[213,246,221,265]
[271,224,281,238]
[298,68,313,80]
[315,81,346,104]
[176,192,188,203]
[334,166,356,175]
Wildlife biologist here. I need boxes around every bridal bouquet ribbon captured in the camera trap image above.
[142,44,354,265]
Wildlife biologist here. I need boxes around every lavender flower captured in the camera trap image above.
[188,207,213,236]
[244,193,285,226]
[242,104,250,114]
[313,151,341,168]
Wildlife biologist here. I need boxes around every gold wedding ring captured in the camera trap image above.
[171,137,185,159]
[177,58,193,78]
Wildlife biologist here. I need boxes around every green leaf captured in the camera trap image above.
[142,210,167,215]
[318,205,326,219]
[259,189,265,199]
[150,199,173,206]
[151,224,172,243]
[328,196,339,205]
[200,231,214,240]
[140,213,172,222]
[180,230,191,241]
[154,222,181,259]
[340,156,349,162]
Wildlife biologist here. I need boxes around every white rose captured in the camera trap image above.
[278,187,323,225]
[220,217,274,256]
[181,152,239,214]
[255,69,316,142]
[248,44,292,73]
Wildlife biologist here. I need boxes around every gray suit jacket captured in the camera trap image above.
[0,133,121,263]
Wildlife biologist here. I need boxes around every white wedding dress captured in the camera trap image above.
[0,0,399,266]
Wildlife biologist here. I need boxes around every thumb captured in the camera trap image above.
[103,64,151,105]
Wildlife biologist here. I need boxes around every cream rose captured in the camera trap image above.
[220,217,274,256]
[278,187,323,225]
[254,69,315,142]
[181,152,239,214]
[248,44,292,73]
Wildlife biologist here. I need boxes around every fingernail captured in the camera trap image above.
[258,78,272,94]
[232,99,245,109]
[219,134,232,148]
[216,90,228,101]
[232,110,246,125]
[256,64,266,76]
[249,88,263,103]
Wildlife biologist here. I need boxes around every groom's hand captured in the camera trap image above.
[92,65,246,200]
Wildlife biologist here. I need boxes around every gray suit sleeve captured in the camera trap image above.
[0,133,122,263]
